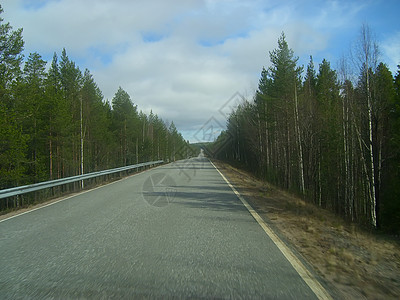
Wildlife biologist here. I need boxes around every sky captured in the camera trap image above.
[2,0,400,143]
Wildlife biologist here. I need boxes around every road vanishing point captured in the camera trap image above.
[0,157,331,299]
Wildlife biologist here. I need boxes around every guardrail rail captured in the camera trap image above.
[0,160,164,200]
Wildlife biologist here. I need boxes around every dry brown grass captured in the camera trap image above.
[214,160,400,299]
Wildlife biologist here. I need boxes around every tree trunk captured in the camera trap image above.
[80,96,84,188]
[294,83,305,195]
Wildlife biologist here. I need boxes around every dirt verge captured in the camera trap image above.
[214,160,400,299]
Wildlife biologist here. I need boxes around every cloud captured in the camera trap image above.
[2,0,398,142]
[5,0,203,56]
[93,35,241,126]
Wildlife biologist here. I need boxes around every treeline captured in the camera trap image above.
[214,28,400,232]
[0,6,188,190]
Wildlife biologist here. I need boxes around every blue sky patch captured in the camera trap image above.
[22,0,58,11]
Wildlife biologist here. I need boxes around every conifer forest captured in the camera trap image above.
[213,30,400,233]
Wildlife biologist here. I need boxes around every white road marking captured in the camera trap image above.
[210,160,332,300]
[0,164,167,224]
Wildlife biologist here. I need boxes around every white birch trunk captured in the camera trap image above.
[367,82,377,227]
[360,23,377,228]
[294,84,305,196]
[342,91,350,218]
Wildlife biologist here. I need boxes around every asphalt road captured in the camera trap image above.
[0,157,323,299]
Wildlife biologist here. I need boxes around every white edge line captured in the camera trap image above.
[210,161,332,300]
[0,164,165,224]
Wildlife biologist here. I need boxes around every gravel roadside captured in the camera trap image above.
[214,160,400,299]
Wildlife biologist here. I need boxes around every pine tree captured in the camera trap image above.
[267,32,303,191]
[44,52,63,179]
[112,87,139,166]
[316,59,341,210]
[302,56,319,203]
[0,5,24,106]
[17,52,47,182]
[81,69,114,171]
[0,5,26,189]
[379,64,400,231]
[59,48,83,176]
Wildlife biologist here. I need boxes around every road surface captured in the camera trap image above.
[0,157,328,299]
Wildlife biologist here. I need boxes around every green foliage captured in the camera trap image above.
[268,32,303,99]
[0,6,27,187]
[0,105,27,188]
[0,6,24,104]
[17,52,48,182]
[112,86,141,166]
[380,65,400,232]
[315,59,341,210]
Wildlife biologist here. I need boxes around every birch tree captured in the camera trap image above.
[356,24,379,227]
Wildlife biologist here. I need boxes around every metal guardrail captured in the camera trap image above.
[0,160,164,199]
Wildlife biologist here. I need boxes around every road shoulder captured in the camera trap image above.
[213,160,400,300]
[210,160,333,300]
